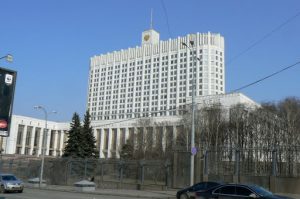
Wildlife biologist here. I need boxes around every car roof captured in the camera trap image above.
[210,183,267,193]
[195,181,224,185]
[0,173,16,176]
[222,183,258,187]
[195,183,263,193]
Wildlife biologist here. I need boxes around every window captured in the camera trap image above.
[206,182,221,189]
[236,186,254,196]
[214,185,235,195]
[193,183,206,191]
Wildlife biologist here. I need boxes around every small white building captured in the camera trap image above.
[1,93,259,158]
[1,115,69,156]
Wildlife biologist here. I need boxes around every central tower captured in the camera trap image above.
[141,29,160,45]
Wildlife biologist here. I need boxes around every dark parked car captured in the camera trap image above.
[195,184,294,199]
[177,181,223,199]
[0,173,24,193]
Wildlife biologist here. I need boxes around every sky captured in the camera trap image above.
[0,0,300,122]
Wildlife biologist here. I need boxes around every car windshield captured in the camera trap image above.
[2,175,17,181]
[249,185,273,196]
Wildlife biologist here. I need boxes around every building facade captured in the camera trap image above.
[2,93,258,158]
[1,115,69,156]
[88,29,225,121]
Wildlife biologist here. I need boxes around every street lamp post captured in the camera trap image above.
[182,41,197,186]
[34,105,56,188]
[0,54,13,63]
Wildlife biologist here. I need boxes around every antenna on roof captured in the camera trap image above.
[150,8,153,29]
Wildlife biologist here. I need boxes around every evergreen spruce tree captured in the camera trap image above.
[63,113,84,158]
[82,110,97,158]
[120,142,134,160]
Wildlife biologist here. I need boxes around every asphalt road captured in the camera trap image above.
[0,189,142,199]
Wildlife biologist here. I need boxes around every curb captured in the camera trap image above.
[25,185,176,199]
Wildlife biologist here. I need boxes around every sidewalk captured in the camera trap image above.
[25,184,177,199]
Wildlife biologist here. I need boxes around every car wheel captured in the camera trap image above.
[18,189,23,193]
[180,193,189,199]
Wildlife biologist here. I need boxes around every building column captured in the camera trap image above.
[162,126,166,152]
[133,127,138,150]
[116,128,121,158]
[52,130,58,156]
[151,127,155,148]
[29,127,36,155]
[99,129,105,158]
[107,128,112,158]
[1,137,6,153]
[59,131,64,156]
[93,128,99,155]
[143,127,147,147]
[45,129,51,156]
[38,128,43,156]
[145,127,154,151]
[144,127,148,149]
[152,127,157,148]
[20,125,27,155]
[93,128,97,138]
[92,128,98,156]
[124,127,129,144]
[173,126,177,148]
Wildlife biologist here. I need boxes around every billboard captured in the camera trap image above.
[0,67,17,137]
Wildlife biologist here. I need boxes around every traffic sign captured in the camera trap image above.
[191,147,197,155]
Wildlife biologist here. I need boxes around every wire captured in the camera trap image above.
[92,58,300,128]
[89,58,300,129]
[91,59,300,128]
[229,60,300,93]
[227,10,300,64]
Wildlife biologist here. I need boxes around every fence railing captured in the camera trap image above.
[202,147,300,177]
[0,156,171,190]
[0,147,299,189]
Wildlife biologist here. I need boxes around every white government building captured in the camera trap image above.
[88,29,225,120]
[1,28,259,158]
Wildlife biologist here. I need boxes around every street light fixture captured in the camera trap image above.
[182,41,197,186]
[34,105,56,188]
[0,54,13,63]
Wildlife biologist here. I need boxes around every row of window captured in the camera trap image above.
[90,50,223,78]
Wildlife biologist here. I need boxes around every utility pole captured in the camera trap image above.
[182,41,197,186]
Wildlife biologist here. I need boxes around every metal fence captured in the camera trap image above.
[0,156,171,190]
[203,147,300,177]
[0,147,299,190]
